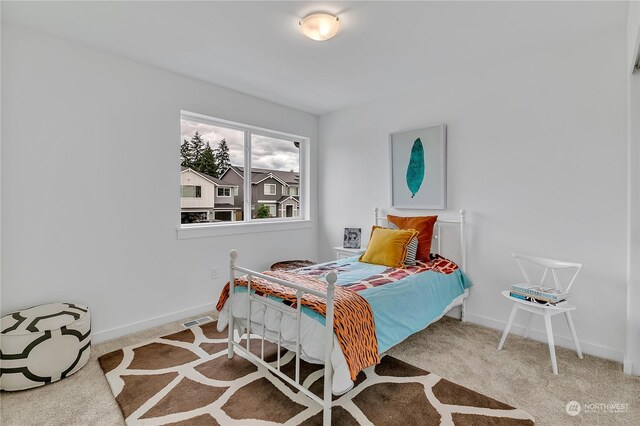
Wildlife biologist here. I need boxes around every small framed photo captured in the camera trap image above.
[343,228,362,249]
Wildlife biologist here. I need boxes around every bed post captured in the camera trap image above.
[228,249,238,358]
[459,210,467,322]
[374,207,379,226]
[323,271,337,426]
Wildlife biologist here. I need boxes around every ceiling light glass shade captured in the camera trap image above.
[299,13,341,41]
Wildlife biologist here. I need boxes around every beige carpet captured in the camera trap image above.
[97,321,533,425]
[1,313,639,425]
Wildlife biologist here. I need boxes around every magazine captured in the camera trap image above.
[510,284,569,302]
[509,291,567,305]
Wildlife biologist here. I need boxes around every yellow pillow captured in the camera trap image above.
[359,226,419,268]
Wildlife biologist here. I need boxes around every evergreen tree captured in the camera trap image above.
[189,131,205,166]
[180,131,208,169]
[180,139,192,168]
[215,139,231,177]
[197,142,218,177]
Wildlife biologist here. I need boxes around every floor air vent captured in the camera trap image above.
[182,316,214,328]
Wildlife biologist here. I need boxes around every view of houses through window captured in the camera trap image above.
[180,114,301,224]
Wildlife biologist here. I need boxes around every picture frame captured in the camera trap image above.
[343,228,362,249]
[389,123,447,209]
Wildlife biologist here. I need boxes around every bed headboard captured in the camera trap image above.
[373,208,467,271]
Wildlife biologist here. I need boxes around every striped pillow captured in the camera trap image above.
[405,237,418,266]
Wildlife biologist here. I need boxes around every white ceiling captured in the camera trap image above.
[2,1,628,115]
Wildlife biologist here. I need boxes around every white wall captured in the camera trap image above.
[626,0,640,375]
[627,1,640,72]
[319,28,628,361]
[0,24,319,342]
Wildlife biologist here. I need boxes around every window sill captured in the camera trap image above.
[177,219,313,239]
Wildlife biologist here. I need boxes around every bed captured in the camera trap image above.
[216,208,471,425]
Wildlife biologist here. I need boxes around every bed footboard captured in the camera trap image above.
[227,249,337,426]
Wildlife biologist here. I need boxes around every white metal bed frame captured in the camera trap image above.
[374,207,468,321]
[226,208,467,425]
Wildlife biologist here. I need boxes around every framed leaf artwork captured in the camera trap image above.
[389,123,447,209]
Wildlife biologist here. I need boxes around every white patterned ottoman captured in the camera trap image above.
[0,303,91,391]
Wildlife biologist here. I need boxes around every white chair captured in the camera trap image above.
[497,253,583,374]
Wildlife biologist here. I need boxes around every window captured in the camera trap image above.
[179,111,308,231]
[251,134,301,220]
[180,115,244,225]
[264,184,276,195]
[181,185,201,198]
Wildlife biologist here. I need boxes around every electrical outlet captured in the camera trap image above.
[211,267,218,279]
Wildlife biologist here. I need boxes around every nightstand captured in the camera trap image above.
[333,246,365,260]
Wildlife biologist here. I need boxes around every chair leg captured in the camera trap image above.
[523,312,533,339]
[498,304,518,350]
[565,311,583,359]
[543,311,558,374]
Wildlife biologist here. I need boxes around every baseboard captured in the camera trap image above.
[92,302,216,344]
[464,312,625,363]
[90,304,625,364]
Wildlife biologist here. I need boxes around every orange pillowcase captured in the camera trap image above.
[387,215,438,261]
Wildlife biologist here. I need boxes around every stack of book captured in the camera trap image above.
[509,284,569,305]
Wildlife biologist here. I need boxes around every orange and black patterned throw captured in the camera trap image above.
[216,270,380,381]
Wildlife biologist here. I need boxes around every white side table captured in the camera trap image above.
[333,246,364,260]
[497,290,582,375]
[497,253,584,375]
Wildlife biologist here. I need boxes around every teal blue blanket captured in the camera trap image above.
[236,256,471,353]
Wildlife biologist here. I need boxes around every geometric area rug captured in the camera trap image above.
[99,321,535,425]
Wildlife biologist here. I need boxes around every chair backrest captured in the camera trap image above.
[512,253,583,293]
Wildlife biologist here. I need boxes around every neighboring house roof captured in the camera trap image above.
[219,166,244,180]
[277,196,300,204]
[181,166,235,187]
[221,165,299,185]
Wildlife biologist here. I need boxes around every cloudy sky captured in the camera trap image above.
[181,119,299,172]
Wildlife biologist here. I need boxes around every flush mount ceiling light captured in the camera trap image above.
[299,13,341,41]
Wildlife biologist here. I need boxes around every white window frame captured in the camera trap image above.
[178,111,311,239]
[290,186,299,196]
[264,184,276,195]
[217,187,231,197]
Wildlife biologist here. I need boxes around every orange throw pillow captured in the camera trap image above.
[387,215,438,261]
